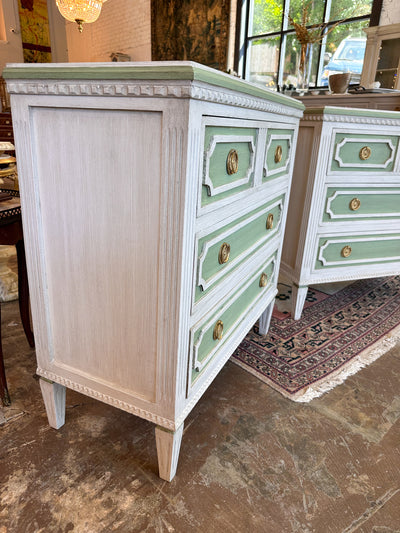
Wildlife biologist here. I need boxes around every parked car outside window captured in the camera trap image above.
[321,37,367,86]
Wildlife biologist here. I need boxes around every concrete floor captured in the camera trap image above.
[1,299,400,533]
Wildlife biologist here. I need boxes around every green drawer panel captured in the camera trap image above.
[316,233,400,269]
[202,126,257,206]
[190,255,276,385]
[331,133,399,173]
[263,128,294,181]
[323,188,400,222]
[195,196,284,301]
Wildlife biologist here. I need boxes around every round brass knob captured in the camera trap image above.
[226,149,239,175]
[266,213,274,230]
[349,198,361,211]
[259,273,268,287]
[213,320,224,341]
[359,146,371,160]
[341,245,352,258]
[218,242,231,265]
[274,145,283,163]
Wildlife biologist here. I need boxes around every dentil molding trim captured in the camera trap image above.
[6,80,304,118]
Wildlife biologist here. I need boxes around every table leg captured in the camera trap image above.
[0,304,11,406]
[16,239,34,347]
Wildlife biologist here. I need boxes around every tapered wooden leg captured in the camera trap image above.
[39,378,66,429]
[155,423,184,482]
[258,299,274,335]
[291,284,308,320]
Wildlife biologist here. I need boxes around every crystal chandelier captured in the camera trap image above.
[55,0,108,33]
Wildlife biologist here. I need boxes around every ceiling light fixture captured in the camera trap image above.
[55,0,108,33]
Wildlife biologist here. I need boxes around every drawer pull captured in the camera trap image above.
[226,149,239,175]
[341,245,352,258]
[274,145,283,163]
[213,320,224,341]
[5,120,10,125]
[218,242,231,264]
[266,213,274,230]
[259,273,268,288]
[349,198,361,211]
[359,146,371,160]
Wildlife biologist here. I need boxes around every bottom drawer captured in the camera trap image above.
[188,252,277,392]
[316,233,400,269]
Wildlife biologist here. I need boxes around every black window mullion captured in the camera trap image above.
[241,0,381,89]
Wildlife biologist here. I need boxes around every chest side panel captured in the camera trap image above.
[30,106,162,402]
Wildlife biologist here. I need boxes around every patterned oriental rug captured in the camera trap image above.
[231,276,400,403]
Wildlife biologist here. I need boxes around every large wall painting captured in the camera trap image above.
[18,0,52,63]
[151,0,230,71]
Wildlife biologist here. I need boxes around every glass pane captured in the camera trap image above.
[377,38,400,70]
[251,0,284,36]
[247,36,280,90]
[287,0,325,29]
[328,0,373,22]
[282,33,318,88]
[320,20,369,86]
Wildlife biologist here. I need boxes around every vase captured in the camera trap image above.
[297,42,313,94]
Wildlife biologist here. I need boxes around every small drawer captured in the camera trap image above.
[201,125,257,207]
[263,128,294,181]
[195,196,284,302]
[330,132,400,174]
[323,188,400,222]
[188,253,277,390]
[315,233,400,270]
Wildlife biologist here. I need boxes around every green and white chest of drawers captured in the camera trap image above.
[4,62,303,480]
[281,106,400,319]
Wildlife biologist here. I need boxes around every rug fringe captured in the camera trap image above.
[291,323,400,403]
[232,323,400,403]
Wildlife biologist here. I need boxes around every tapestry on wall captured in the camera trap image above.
[151,0,230,71]
[18,0,52,63]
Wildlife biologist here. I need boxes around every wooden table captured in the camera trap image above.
[0,190,34,406]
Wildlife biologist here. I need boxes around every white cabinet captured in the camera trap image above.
[5,62,303,480]
[281,106,400,319]
[361,23,400,91]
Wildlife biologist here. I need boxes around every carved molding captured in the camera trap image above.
[36,368,176,430]
[302,113,400,126]
[6,80,304,117]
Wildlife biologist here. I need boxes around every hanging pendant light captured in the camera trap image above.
[55,0,108,33]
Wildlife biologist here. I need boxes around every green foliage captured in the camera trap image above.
[252,0,373,37]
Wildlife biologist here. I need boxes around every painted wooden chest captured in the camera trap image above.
[4,62,303,480]
[281,106,400,319]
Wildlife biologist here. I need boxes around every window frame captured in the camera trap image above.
[236,0,383,89]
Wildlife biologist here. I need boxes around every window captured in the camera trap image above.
[238,0,382,90]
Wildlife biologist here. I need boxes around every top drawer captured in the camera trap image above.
[330,132,400,174]
[201,125,257,208]
[263,128,295,182]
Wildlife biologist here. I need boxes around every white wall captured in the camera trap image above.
[380,0,400,25]
[66,0,151,62]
